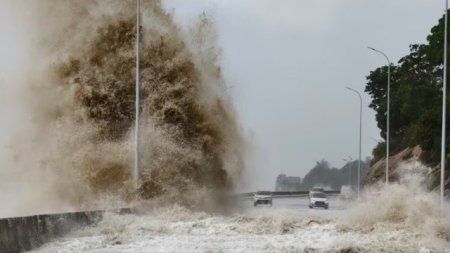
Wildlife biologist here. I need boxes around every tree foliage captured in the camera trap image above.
[300,159,370,190]
[366,12,449,163]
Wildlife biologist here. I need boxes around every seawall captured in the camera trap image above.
[0,209,130,253]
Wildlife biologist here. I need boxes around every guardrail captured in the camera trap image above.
[237,190,341,198]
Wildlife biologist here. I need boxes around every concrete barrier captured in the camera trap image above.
[0,209,130,253]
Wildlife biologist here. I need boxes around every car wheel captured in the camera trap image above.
[309,205,313,209]
[324,206,328,210]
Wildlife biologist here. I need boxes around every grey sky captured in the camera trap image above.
[162,0,444,190]
[0,1,445,190]
[0,1,29,157]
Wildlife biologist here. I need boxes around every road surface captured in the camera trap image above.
[29,196,450,253]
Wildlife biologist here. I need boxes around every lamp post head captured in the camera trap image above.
[368,46,376,51]
[343,156,353,162]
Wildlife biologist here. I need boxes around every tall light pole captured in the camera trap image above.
[134,0,141,185]
[368,47,391,187]
[441,0,448,207]
[345,87,362,198]
[343,156,353,186]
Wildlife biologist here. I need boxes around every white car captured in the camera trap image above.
[309,192,329,209]
[253,191,273,206]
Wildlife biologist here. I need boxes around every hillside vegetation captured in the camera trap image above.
[366,12,450,165]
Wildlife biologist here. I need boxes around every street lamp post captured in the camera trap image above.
[343,156,353,186]
[441,0,448,207]
[134,0,141,185]
[345,87,362,198]
[368,47,391,187]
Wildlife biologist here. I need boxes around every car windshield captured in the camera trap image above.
[312,193,326,198]
[256,191,271,195]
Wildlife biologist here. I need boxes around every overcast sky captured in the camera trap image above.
[161,0,444,189]
[0,1,445,190]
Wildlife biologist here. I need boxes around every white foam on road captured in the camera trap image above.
[29,198,450,253]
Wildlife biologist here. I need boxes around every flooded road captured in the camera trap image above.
[29,197,450,253]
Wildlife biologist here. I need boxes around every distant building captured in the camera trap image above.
[275,174,302,191]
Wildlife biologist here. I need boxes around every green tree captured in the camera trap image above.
[365,12,450,163]
[300,159,369,190]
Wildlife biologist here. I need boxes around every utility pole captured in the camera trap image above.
[345,87,362,199]
[368,47,391,187]
[134,0,141,185]
[343,156,353,186]
[441,0,448,207]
